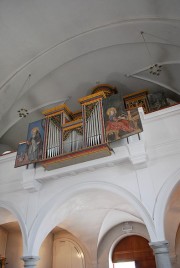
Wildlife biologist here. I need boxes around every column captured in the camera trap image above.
[149,241,172,268]
[21,256,40,268]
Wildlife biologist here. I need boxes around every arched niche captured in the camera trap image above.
[112,235,156,268]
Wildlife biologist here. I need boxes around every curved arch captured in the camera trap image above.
[110,235,156,268]
[97,209,143,247]
[28,181,157,256]
[0,200,28,255]
[153,168,180,240]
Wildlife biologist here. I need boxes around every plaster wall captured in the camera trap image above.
[0,227,7,256]
[37,233,53,268]
[175,225,180,268]
[5,230,23,268]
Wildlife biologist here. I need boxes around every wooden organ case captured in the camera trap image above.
[123,90,150,114]
[40,84,115,170]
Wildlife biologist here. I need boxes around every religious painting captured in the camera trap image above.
[26,119,46,163]
[103,94,143,143]
[14,142,30,168]
[148,91,168,112]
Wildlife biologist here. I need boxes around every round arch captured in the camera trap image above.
[97,222,150,268]
[28,181,157,256]
[153,168,180,240]
[111,235,156,268]
[0,200,28,255]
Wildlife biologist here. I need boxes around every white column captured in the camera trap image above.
[149,241,172,268]
[22,256,40,268]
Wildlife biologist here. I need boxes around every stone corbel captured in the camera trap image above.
[22,165,42,192]
[127,138,148,169]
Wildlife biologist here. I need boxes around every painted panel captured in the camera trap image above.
[14,142,30,167]
[26,119,46,162]
[103,94,143,143]
[15,119,46,167]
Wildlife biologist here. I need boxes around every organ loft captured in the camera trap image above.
[15,83,172,171]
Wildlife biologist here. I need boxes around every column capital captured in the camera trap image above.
[21,256,40,268]
[149,240,169,254]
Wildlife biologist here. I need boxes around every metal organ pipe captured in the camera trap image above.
[47,121,51,157]
[97,102,102,143]
[92,108,96,145]
[46,120,61,158]
[94,103,99,145]
[45,100,103,158]
[85,102,102,147]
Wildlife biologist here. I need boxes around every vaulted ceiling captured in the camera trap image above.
[0,0,180,148]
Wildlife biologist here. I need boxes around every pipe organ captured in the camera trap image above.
[39,85,114,170]
[15,83,145,170]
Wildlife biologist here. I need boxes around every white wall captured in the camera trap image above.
[5,230,23,268]
[175,225,180,268]
[37,233,53,268]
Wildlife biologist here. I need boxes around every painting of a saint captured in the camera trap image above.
[103,94,143,143]
[15,142,30,167]
[26,119,45,162]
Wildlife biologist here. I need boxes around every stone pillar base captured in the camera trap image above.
[21,256,40,268]
[149,241,172,268]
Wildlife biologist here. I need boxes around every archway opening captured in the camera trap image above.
[0,208,23,268]
[37,227,85,268]
[112,235,156,268]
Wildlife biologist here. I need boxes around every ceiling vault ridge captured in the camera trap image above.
[0,18,179,94]
[127,60,180,77]
[129,74,179,95]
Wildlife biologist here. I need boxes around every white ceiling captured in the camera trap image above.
[0,0,180,148]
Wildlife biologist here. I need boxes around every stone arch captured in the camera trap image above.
[153,168,180,240]
[28,181,157,256]
[0,200,28,255]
